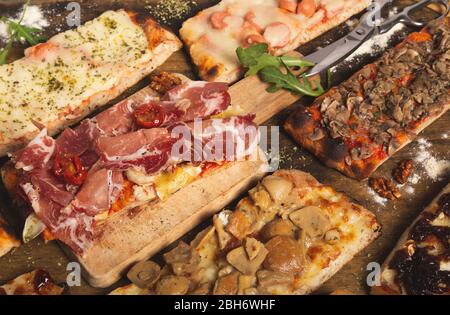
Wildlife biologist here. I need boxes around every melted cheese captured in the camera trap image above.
[154,164,202,200]
[0,11,153,146]
[211,104,245,119]
[125,164,203,205]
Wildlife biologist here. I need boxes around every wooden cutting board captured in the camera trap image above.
[0,0,449,295]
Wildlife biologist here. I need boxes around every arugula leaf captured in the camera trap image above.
[0,41,12,65]
[236,43,268,68]
[236,44,326,97]
[0,0,47,65]
[8,21,45,46]
[237,44,314,76]
[259,66,325,97]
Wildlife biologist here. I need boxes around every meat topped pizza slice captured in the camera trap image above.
[111,169,381,295]
[1,72,261,256]
[180,0,371,83]
[373,182,450,295]
[0,269,64,295]
[0,210,20,258]
[285,18,450,180]
[0,10,182,157]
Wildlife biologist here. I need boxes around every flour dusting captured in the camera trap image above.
[414,138,450,181]
[368,187,388,206]
[0,5,49,42]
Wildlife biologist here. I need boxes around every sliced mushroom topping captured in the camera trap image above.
[155,276,190,295]
[226,208,254,240]
[346,96,362,112]
[249,185,273,211]
[263,235,305,273]
[238,275,256,295]
[213,211,233,250]
[192,226,217,251]
[261,175,293,203]
[319,97,333,112]
[289,206,331,238]
[309,128,325,141]
[163,241,199,276]
[329,120,349,139]
[257,270,294,289]
[393,105,404,123]
[226,244,268,275]
[297,229,311,262]
[213,272,239,295]
[163,241,191,265]
[191,283,211,295]
[218,265,235,278]
[260,218,297,242]
[245,237,265,261]
[127,261,161,289]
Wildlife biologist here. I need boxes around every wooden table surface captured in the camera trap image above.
[0,0,448,295]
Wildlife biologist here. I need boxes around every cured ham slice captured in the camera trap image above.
[94,100,136,137]
[96,128,178,174]
[20,166,74,216]
[10,129,55,172]
[72,169,124,216]
[96,115,258,174]
[162,81,231,121]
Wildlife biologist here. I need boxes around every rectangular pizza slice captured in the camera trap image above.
[373,182,450,295]
[180,0,371,83]
[0,269,64,295]
[285,18,450,180]
[0,9,182,157]
[111,169,381,295]
[0,210,20,258]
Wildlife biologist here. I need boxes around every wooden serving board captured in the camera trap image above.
[0,0,449,295]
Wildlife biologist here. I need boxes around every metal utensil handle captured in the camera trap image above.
[379,0,450,33]
[303,1,391,75]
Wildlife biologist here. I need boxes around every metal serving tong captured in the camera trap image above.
[303,0,450,78]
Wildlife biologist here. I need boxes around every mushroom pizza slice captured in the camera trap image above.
[111,169,381,295]
[285,18,450,180]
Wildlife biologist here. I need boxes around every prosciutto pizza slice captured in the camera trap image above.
[373,182,450,295]
[1,73,261,256]
[0,269,64,295]
[285,18,450,180]
[0,10,182,157]
[180,0,371,83]
[0,210,19,258]
[111,170,381,295]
